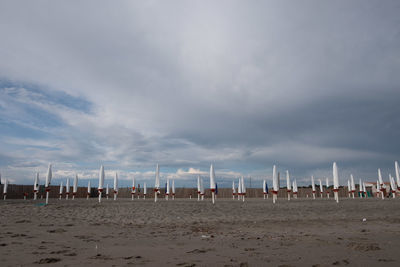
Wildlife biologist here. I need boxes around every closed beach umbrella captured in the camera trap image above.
[33,172,40,200]
[45,164,52,205]
[200,178,204,200]
[113,172,118,200]
[319,179,323,198]
[333,162,339,203]
[165,178,170,200]
[311,176,316,199]
[197,176,201,201]
[262,180,266,199]
[378,169,384,199]
[232,181,236,200]
[210,164,216,204]
[73,174,78,200]
[376,180,380,198]
[347,180,351,198]
[98,165,105,203]
[59,182,63,200]
[172,180,175,200]
[131,176,136,200]
[154,164,160,202]
[326,177,330,198]
[389,175,396,198]
[395,161,400,190]
[106,184,109,199]
[143,182,147,199]
[272,165,279,204]
[241,176,246,202]
[359,179,363,198]
[87,181,91,199]
[3,178,8,200]
[350,174,355,198]
[286,171,291,200]
[293,180,298,198]
[66,178,70,199]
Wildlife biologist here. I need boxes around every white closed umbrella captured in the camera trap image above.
[389,175,396,198]
[113,172,118,201]
[66,178,70,200]
[154,164,160,202]
[98,165,105,203]
[106,184,109,199]
[293,180,298,199]
[333,162,339,203]
[311,176,316,199]
[73,174,78,200]
[165,178,170,200]
[319,179,323,198]
[59,182,63,200]
[143,182,147,199]
[131,176,136,200]
[286,171,291,201]
[172,179,175,200]
[326,177,330,198]
[376,180,380,198]
[347,180,351,198]
[210,164,216,204]
[200,178,204,200]
[87,181,91,199]
[359,179,363,198]
[262,180,266,199]
[350,174,355,199]
[3,178,8,200]
[395,161,400,190]
[232,181,236,200]
[236,177,241,200]
[378,169,384,199]
[363,182,367,197]
[241,176,246,202]
[33,172,39,200]
[272,165,279,204]
[45,164,52,205]
[197,176,201,201]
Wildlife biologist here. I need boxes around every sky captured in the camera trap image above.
[0,0,400,188]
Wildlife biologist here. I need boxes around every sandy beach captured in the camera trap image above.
[1,198,399,266]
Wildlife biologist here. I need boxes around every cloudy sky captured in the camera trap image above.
[0,1,399,187]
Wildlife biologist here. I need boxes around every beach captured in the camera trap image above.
[1,198,399,266]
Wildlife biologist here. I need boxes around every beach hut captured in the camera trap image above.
[272,165,278,204]
[66,178,70,200]
[286,171,291,201]
[311,176,316,199]
[113,172,118,200]
[59,182,63,200]
[154,164,160,202]
[33,172,39,200]
[3,178,8,200]
[210,164,216,204]
[87,181,91,199]
[98,165,105,203]
[72,174,78,200]
[333,162,339,203]
[45,164,52,205]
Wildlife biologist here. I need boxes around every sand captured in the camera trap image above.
[1,197,399,266]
